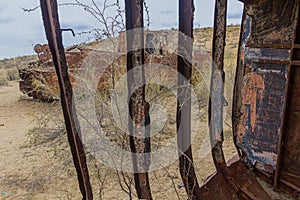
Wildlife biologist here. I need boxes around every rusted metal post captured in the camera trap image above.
[125,0,152,199]
[209,0,228,170]
[208,1,271,199]
[177,0,203,199]
[232,5,245,159]
[209,0,241,195]
[39,1,93,199]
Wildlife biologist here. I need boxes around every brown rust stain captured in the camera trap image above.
[246,0,297,45]
[200,159,271,200]
[264,28,292,44]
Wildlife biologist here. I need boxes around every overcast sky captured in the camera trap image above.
[0,0,243,59]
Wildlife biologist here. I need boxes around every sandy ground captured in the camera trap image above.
[0,81,82,199]
[0,81,40,198]
[0,81,294,200]
[0,81,188,199]
[0,81,196,199]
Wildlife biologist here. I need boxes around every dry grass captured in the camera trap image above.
[0,26,241,199]
[5,67,19,81]
[0,55,38,85]
[194,25,241,128]
[0,69,8,86]
[0,55,37,69]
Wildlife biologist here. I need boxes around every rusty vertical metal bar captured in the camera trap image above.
[209,0,228,168]
[125,0,152,199]
[208,1,271,199]
[232,4,246,159]
[39,1,93,199]
[177,0,202,199]
[209,0,240,194]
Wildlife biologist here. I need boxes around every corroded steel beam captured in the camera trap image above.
[209,0,229,177]
[39,1,93,199]
[206,1,272,198]
[125,0,152,199]
[209,0,246,198]
[176,0,202,199]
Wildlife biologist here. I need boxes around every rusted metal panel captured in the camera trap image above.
[200,156,271,200]
[233,0,299,171]
[236,64,288,171]
[281,8,300,186]
[245,0,298,45]
[39,0,93,199]
[279,65,300,196]
[233,0,300,197]
[19,47,115,101]
[244,48,290,62]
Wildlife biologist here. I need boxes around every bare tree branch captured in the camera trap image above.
[144,0,150,28]
[21,5,40,12]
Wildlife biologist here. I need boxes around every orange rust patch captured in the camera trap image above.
[237,73,265,140]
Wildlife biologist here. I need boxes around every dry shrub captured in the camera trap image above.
[6,67,19,81]
[0,69,8,85]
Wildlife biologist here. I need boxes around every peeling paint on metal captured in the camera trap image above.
[233,0,297,172]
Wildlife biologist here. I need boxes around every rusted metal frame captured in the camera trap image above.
[244,59,290,65]
[274,0,300,189]
[281,180,300,192]
[125,0,152,199]
[238,0,255,3]
[39,1,93,199]
[210,0,227,172]
[176,0,202,199]
[276,181,300,199]
[213,2,270,198]
[209,0,242,196]
[232,4,247,158]
[291,60,300,65]
[280,171,300,191]
[245,43,293,49]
